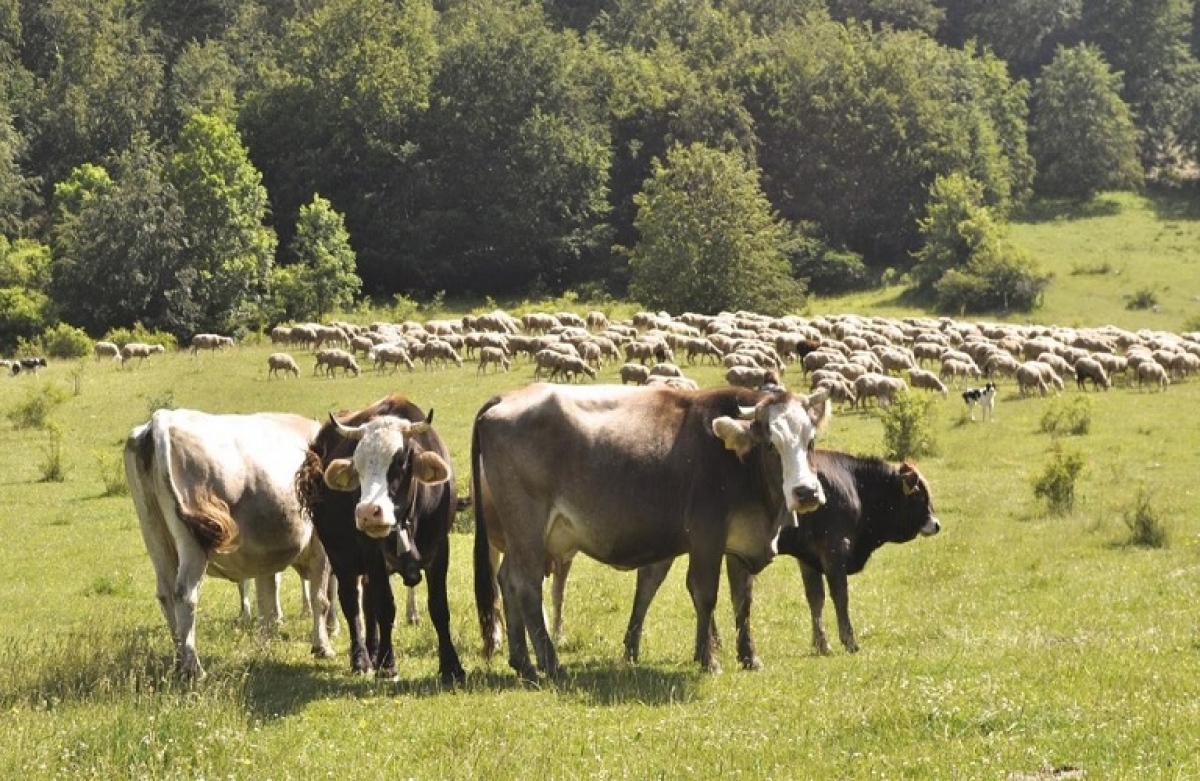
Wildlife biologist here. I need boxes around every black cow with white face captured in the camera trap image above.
[297,395,465,684]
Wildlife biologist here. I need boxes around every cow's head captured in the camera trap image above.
[712,387,832,515]
[322,414,451,580]
[892,462,941,540]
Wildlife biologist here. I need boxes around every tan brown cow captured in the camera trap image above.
[472,382,831,679]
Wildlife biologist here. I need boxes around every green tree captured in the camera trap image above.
[1030,44,1142,198]
[627,142,804,316]
[0,107,38,236]
[911,172,1048,312]
[285,194,361,320]
[0,237,52,351]
[49,143,190,336]
[167,112,276,334]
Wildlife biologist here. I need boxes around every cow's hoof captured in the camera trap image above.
[740,655,763,671]
[440,666,467,687]
[376,666,399,681]
[312,644,336,659]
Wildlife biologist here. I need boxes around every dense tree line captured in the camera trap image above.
[1,0,1197,349]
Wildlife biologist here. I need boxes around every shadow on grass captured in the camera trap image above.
[1016,197,1123,224]
[1144,182,1200,221]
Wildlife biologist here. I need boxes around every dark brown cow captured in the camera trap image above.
[472,382,832,680]
[297,395,464,684]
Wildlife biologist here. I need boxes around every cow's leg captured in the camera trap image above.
[254,572,284,635]
[237,580,253,623]
[172,546,209,679]
[623,559,673,663]
[424,542,466,685]
[726,555,761,671]
[496,557,540,681]
[799,563,832,655]
[826,564,858,653]
[686,550,723,674]
[294,550,335,659]
[364,564,398,680]
[334,572,372,674]
[549,556,573,643]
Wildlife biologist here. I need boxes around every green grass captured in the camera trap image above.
[4,194,1200,777]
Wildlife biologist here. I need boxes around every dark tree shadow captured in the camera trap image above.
[1015,197,1123,224]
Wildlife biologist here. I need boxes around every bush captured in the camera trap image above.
[146,390,176,416]
[95,449,130,497]
[40,323,93,359]
[1126,287,1158,310]
[38,423,67,483]
[934,250,1051,314]
[1032,443,1085,515]
[6,382,69,430]
[1122,486,1168,548]
[1040,396,1093,437]
[879,390,937,461]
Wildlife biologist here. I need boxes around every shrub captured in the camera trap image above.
[1040,396,1093,437]
[6,382,69,430]
[95,449,129,497]
[1032,443,1085,515]
[40,323,92,359]
[102,324,177,351]
[879,390,937,461]
[146,391,176,416]
[39,423,67,483]
[1122,486,1168,548]
[1126,287,1158,310]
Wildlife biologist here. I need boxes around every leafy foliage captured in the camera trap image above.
[39,323,93,360]
[627,142,804,316]
[1122,484,1169,548]
[1032,442,1086,515]
[1039,396,1093,437]
[272,194,361,321]
[879,390,937,461]
[6,382,69,430]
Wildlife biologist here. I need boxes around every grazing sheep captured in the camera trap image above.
[547,354,597,383]
[620,363,651,385]
[1136,361,1170,392]
[267,352,300,379]
[191,333,234,354]
[813,376,858,409]
[1072,357,1110,391]
[477,346,511,374]
[421,339,463,369]
[314,348,360,377]
[648,362,683,379]
[371,343,415,374]
[725,365,771,389]
[852,373,908,408]
[94,341,121,362]
[1015,362,1050,396]
[908,367,949,397]
[120,342,165,367]
[939,358,981,387]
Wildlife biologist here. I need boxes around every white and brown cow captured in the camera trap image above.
[472,382,831,679]
[124,409,336,678]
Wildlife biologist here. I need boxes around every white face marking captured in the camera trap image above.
[764,400,825,513]
[351,418,413,538]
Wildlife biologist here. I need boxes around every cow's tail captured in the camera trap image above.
[472,397,502,661]
[152,413,241,554]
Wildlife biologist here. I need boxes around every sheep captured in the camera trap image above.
[190,333,234,354]
[725,365,771,390]
[620,363,651,385]
[907,367,948,398]
[421,339,463,369]
[648,362,683,379]
[94,341,121,362]
[852,373,908,408]
[547,354,597,383]
[267,352,300,379]
[477,346,511,374]
[1072,356,1109,391]
[813,375,858,409]
[314,348,360,377]
[1136,361,1170,392]
[371,343,415,374]
[1015,362,1050,397]
[120,342,165,367]
[939,358,982,387]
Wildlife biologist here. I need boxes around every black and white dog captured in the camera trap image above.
[962,382,996,422]
[10,357,48,376]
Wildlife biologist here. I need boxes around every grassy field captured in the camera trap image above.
[1,190,1200,778]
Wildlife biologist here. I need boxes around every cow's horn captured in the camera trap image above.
[737,404,757,420]
[330,413,366,441]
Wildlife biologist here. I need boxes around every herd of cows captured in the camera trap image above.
[108,307,1200,683]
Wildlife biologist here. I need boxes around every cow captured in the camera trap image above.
[123,409,336,679]
[296,395,465,684]
[552,452,940,663]
[471,381,832,680]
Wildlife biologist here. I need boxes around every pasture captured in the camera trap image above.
[1,322,1198,780]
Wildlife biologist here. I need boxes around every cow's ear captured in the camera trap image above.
[323,458,360,492]
[899,463,920,495]
[712,416,755,458]
[406,421,433,437]
[806,391,832,430]
[413,451,451,484]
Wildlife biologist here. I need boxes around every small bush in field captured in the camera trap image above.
[1040,395,1093,437]
[1032,442,1085,515]
[1126,287,1158,310]
[880,390,937,461]
[7,382,69,430]
[1122,486,1169,548]
[39,423,67,483]
[146,391,176,416]
[41,324,92,359]
[95,449,129,497]
[102,324,177,351]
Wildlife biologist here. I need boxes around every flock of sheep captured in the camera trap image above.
[84,311,1200,408]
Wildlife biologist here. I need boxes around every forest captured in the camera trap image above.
[1,0,1198,347]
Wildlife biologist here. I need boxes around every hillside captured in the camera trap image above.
[813,188,1200,333]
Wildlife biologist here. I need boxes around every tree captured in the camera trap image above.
[167,112,276,334]
[0,107,37,236]
[0,237,52,351]
[280,194,361,321]
[1030,44,1142,199]
[910,172,1049,312]
[627,142,804,316]
[48,142,191,336]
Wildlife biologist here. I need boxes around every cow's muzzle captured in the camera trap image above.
[397,552,423,587]
[790,484,826,515]
[355,502,394,538]
[920,516,941,536]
